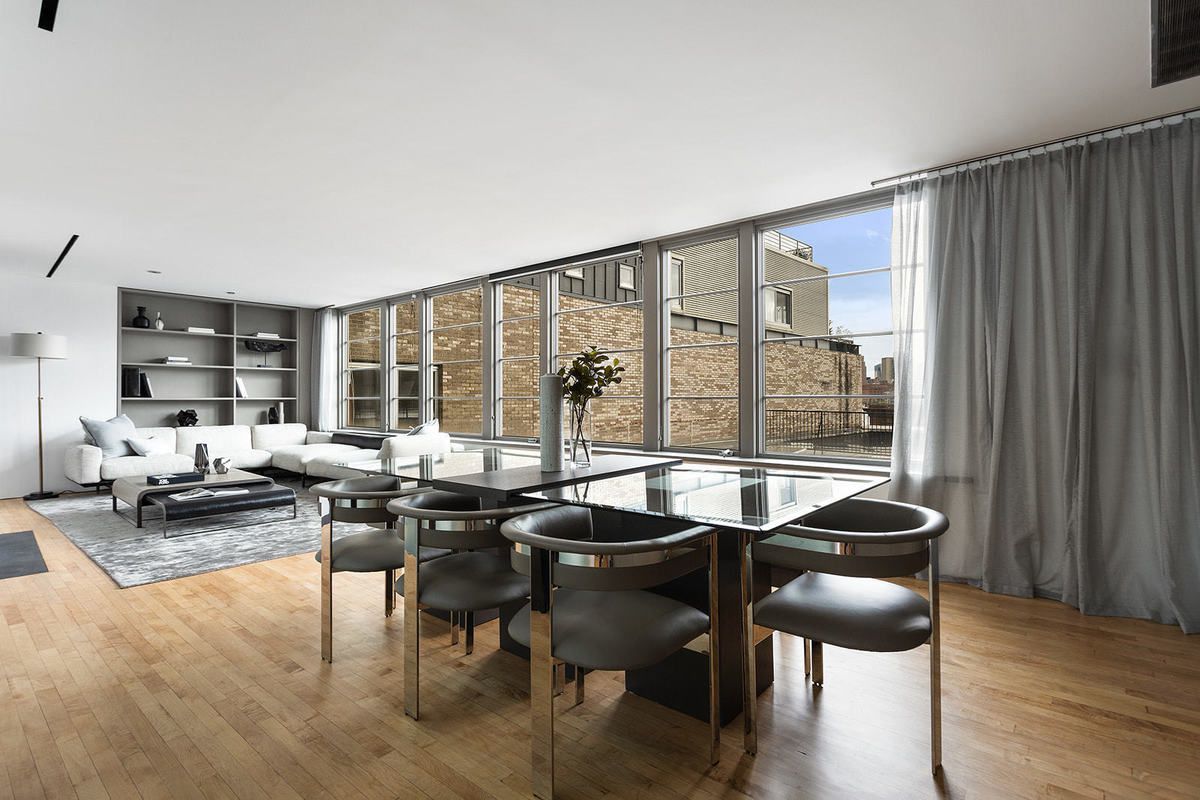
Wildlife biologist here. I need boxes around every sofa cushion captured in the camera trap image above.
[99,453,194,480]
[251,423,308,450]
[174,425,253,459]
[270,443,362,474]
[226,449,273,469]
[380,433,452,459]
[127,435,173,456]
[79,415,136,458]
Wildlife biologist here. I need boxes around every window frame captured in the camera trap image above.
[339,302,386,431]
[755,196,894,463]
[334,186,893,465]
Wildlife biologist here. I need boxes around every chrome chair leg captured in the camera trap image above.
[450,611,459,646]
[740,531,757,756]
[403,516,421,720]
[708,532,721,766]
[464,611,475,655]
[930,539,942,775]
[574,667,585,707]
[529,545,555,800]
[384,568,396,617]
[811,641,824,687]
[803,638,811,678]
[319,498,333,663]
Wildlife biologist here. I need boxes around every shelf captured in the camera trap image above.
[121,327,233,338]
[122,362,234,370]
[235,397,297,401]
[237,335,298,342]
[237,366,297,372]
[122,397,236,401]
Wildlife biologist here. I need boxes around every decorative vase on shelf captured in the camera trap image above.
[131,306,151,329]
[567,401,592,468]
[154,312,164,330]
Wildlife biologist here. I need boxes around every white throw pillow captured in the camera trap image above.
[127,435,173,456]
[407,418,440,436]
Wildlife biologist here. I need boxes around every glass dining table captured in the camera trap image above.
[337,445,887,790]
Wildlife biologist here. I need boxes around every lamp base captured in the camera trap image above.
[23,490,59,501]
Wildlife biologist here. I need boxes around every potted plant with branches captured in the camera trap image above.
[558,346,625,467]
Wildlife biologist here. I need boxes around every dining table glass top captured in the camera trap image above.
[339,446,888,532]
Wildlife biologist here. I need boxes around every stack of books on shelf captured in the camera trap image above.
[157,356,191,365]
[186,326,216,334]
[255,332,280,338]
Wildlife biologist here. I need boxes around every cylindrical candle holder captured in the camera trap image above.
[539,374,564,472]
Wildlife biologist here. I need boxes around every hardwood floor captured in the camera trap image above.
[2,497,1198,800]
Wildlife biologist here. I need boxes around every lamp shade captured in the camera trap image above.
[11,332,68,359]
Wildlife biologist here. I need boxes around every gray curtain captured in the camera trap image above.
[311,307,338,432]
[891,113,1200,633]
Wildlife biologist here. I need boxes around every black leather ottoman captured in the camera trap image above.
[146,485,297,538]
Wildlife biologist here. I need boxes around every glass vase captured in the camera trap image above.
[567,401,593,468]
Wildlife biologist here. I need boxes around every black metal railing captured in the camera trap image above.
[765,407,893,457]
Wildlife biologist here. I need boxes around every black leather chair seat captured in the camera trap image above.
[754,572,931,652]
[398,551,528,611]
[509,589,709,672]
[313,532,448,572]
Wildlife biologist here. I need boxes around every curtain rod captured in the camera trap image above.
[871,104,1200,188]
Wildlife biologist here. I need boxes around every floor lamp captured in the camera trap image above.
[12,332,69,501]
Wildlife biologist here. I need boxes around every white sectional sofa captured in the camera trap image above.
[65,422,452,487]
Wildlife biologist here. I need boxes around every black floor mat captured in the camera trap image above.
[0,531,48,579]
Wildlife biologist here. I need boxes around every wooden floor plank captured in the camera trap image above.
[3,497,1199,800]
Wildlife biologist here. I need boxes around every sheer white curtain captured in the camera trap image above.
[891,113,1200,633]
[310,307,339,432]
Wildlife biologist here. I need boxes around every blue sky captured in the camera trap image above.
[777,206,893,376]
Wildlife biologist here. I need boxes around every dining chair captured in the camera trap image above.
[385,491,556,721]
[501,505,721,800]
[311,475,442,662]
[742,497,949,775]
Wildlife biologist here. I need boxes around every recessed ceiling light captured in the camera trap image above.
[146,269,162,274]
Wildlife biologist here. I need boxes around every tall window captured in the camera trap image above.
[663,236,740,450]
[343,306,383,429]
[761,207,893,459]
[497,277,542,439]
[391,298,420,429]
[429,285,483,435]
[555,255,644,444]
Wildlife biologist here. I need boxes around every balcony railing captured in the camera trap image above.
[765,407,893,458]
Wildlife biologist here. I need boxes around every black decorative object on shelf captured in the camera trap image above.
[122,367,141,398]
[176,408,199,427]
[131,306,151,328]
[245,339,288,368]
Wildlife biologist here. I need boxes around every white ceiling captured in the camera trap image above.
[2,1,1198,308]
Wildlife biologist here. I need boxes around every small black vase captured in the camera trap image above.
[131,306,151,328]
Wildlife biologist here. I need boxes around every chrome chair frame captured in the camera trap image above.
[502,509,721,800]
[741,498,948,775]
[387,495,555,722]
[312,476,426,663]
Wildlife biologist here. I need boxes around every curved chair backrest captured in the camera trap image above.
[502,506,716,592]
[753,498,948,579]
[310,475,418,525]
[387,491,555,550]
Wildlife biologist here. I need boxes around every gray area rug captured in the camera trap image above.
[27,481,364,588]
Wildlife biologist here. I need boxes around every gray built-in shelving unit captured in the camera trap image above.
[118,288,313,428]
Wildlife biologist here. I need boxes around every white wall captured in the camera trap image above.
[0,272,117,498]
